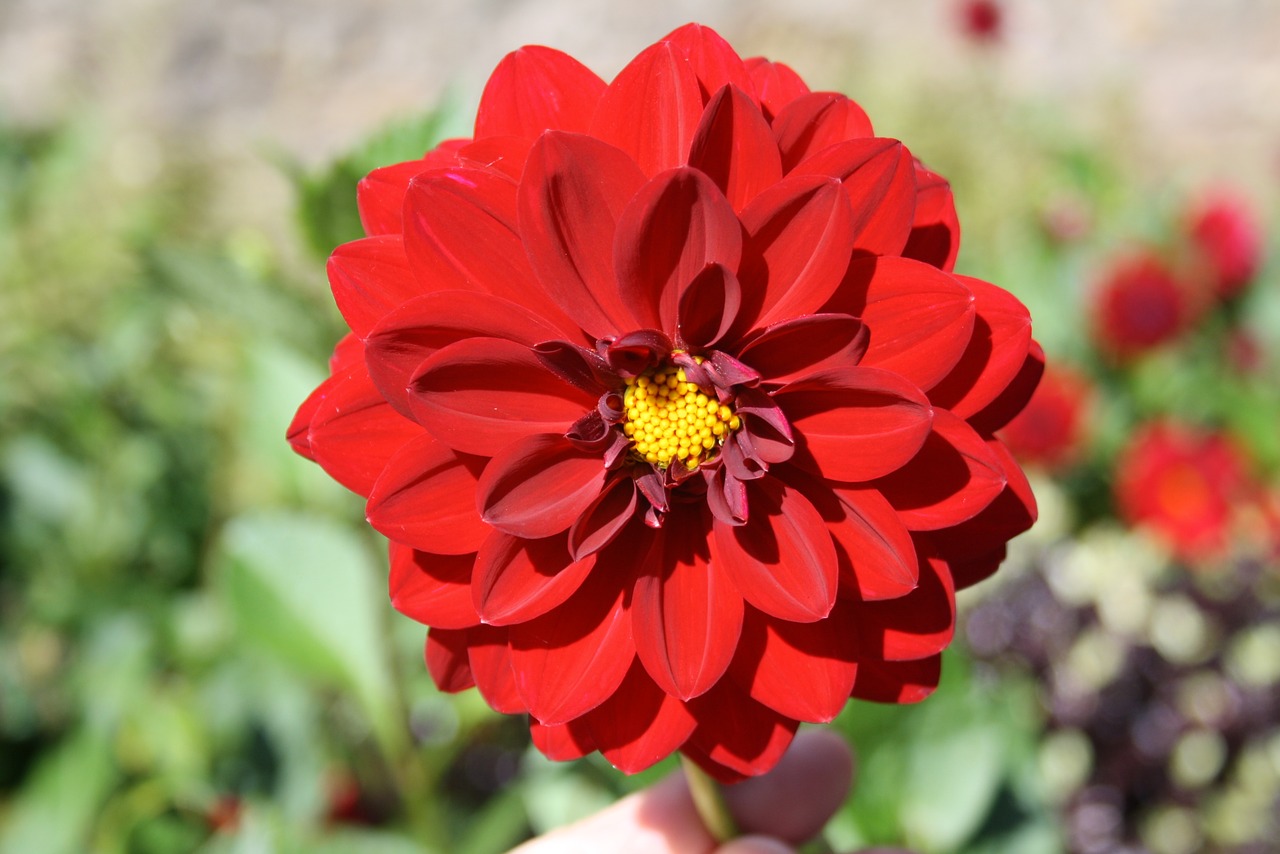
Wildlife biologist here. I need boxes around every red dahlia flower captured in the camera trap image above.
[288,24,1040,781]
[999,364,1091,471]
[1185,188,1264,300]
[1115,422,1253,563]
[957,0,1003,43]
[1091,251,1196,360]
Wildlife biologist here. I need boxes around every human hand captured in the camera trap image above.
[509,728,913,854]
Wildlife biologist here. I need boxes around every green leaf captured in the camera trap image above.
[0,728,118,854]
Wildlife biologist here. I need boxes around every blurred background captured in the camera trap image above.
[1,1,1277,852]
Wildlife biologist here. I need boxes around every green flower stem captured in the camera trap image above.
[680,753,739,843]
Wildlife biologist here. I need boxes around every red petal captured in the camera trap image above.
[730,602,859,722]
[329,333,363,373]
[744,58,810,121]
[680,744,751,784]
[614,167,743,333]
[791,138,916,256]
[687,84,782,212]
[467,624,526,713]
[843,256,977,391]
[408,337,596,456]
[477,434,608,539]
[530,720,596,761]
[424,628,475,693]
[508,562,636,725]
[402,167,576,333]
[927,276,1033,417]
[356,140,467,236]
[365,433,488,554]
[517,131,646,339]
[969,339,1046,434]
[661,24,756,103]
[633,505,743,700]
[364,290,561,419]
[309,365,420,497]
[288,371,336,461]
[736,313,867,386]
[327,235,420,339]
[584,661,697,773]
[457,136,532,181]
[569,476,639,560]
[777,367,934,482]
[737,174,855,333]
[874,409,1007,531]
[771,93,873,172]
[472,531,595,626]
[686,679,798,778]
[389,544,479,629]
[475,46,606,140]
[852,543,956,661]
[711,478,837,622]
[850,654,942,704]
[590,41,704,177]
[822,480,920,601]
[676,263,743,349]
[902,162,960,272]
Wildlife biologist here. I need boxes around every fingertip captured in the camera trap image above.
[717,835,797,854]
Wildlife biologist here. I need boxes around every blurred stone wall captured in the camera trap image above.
[2,0,1276,231]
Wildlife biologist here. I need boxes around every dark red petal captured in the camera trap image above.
[791,138,916,257]
[508,560,636,725]
[327,235,420,339]
[736,314,867,386]
[614,167,743,333]
[389,544,479,629]
[850,654,942,704]
[467,624,526,713]
[771,92,873,173]
[947,545,1007,591]
[676,263,742,349]
[518,131,647,339]
[902,161,960,272]
[969,339,1046,434]
[364,290,561,419]
[680,744,752,784]
[424,628,475,693]
[737,174,855,333]
[927,276,1033,417]
[711,478,837,623]
[472,531,595,626]
[477,434,608,539]
[408,337,597,456]
[874,409,1007,531]
[475,46,606,140]
[661,24,757,104]
[584,661,697,774]
[590,40,704,177]
[356,140,468,236]
[730,602,859,722]
[457,136,532,181]
[365,433,488,554]
[777,367,934,482]
[822,480,920,601]
[633,506,744,700]
[530,719,596,761]
[688,84,782,212]
[686,679,799,778]
[846,256,977,391]
[744,57,810,121]
[309,366,420,497]
[853,543,956,661]
[402,167,577,334]
[569,476,639,560]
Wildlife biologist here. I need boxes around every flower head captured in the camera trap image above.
[957,0,1003,43]
[999,364,1091,471]
[1091,251,1197,360]
[289,24,1040,780]
[1185,188,1264,300]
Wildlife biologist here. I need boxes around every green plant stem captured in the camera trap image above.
[680,754,739,843]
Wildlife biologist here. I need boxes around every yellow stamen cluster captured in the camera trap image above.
[621,366,740,470]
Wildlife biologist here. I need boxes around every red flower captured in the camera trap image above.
[1186,188,1264,300]
[957,0,1003,43]
[289,24,1039,781]
[1091,251,1196,360]
[1115,422,1253,563]
[999,364,1091,471]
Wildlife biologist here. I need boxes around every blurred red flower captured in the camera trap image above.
[1115,422,1253,563]
[1091,252,1197,360]
[1186,188,1264,300]
[957,0,1003,43]
[288,24,1040,781]
[999,364,1091,470]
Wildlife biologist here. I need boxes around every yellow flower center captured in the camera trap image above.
[621,363,740,471]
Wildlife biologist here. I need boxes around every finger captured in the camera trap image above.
[718,836,796,854]
[722,728,855,844]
